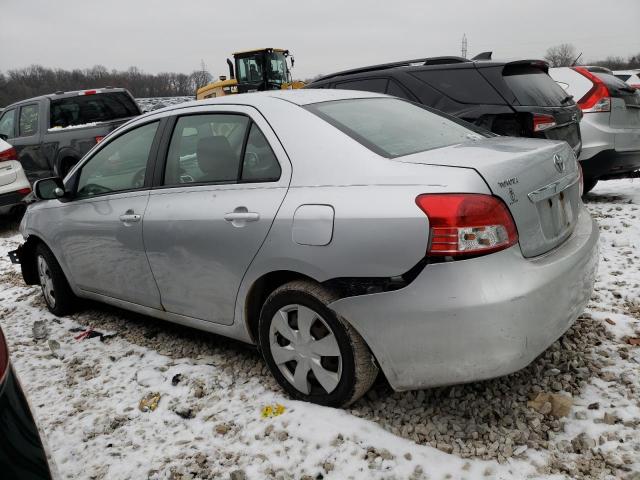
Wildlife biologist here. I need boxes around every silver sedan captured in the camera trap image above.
[10,90,599,407]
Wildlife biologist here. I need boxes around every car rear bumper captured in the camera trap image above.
[580,149,640,179]
[0,190,27,213]
[328,205,599,391]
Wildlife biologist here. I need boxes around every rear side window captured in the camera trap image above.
[409,68,504,104]
[49,92,140,129]
[334,78,388,93]
[165,114,249,185]
[502,66,567,106]
[386,79,414,100]
[615,74,631,82]
[19,104,39,136]
[241,124,281,182]
[306,98,486,158]
[0,109,15,139]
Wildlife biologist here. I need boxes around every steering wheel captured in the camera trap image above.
[244,151,272,175]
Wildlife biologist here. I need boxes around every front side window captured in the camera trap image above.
[236,54,264,84]
[164,114,250,186]
[19,104,39,136]
[266,52,288,85]
[0,109,15,139]
[76,121,158,198]
[306,98,486,158]
[335,78,388,94]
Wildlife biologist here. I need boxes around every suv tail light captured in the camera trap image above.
[0,146,18,162]
[573,67,611,112]
[532,113,557,132]
[416,194,519,257]
[0,328,9,384]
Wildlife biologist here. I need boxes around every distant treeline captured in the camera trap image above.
[0,64,213,107]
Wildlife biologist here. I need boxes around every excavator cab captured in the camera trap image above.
[196,48,303,100]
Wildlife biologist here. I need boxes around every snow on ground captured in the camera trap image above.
[136,97,194,113]
[0,179,638,480]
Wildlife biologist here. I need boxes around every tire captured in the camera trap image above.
[582,176,598,195]
[259,280,378,407]
[34,244,76,316]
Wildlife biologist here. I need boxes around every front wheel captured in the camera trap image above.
[259,280,378,407]
[35,244,76,316]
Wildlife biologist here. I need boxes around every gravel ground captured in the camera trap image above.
[0,179,638,479]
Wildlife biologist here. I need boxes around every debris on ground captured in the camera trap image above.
[261,403,286,418]
[139,392,161,412]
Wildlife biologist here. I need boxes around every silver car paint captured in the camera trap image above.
[21,90,599,390]
[550,67,640,161]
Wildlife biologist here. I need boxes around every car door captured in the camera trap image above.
[143,105,291,325]
[10,103,49,181]
[54,120,163,308]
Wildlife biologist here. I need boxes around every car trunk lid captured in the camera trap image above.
[396,137,581,258]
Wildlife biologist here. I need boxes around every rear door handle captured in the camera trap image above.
[224,212,260,222]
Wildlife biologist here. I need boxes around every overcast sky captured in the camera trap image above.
[2,0,639,80]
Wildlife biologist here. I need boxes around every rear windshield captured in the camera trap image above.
[593,72,638,98]
[502,66,568,106]
[305,98,487,158]
[49,92,140,129]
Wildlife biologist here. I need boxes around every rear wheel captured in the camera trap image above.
[582,176,598,195]
[259,280,378,407]
[35,244,76,316]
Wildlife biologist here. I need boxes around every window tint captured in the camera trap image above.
[306,98,485,158]
[19,104,39,136]
[237,54,264,84]
[164,114,250,186]
[502,66,567,106]
[0,109,15,139]
[335,78,388,93]
[76,122,158,198]
[386,79,412,100]
[615,74,631,82]
[593,72,637,99]
[49,92,139,129]
[409,68,504,104]
[241,124,281,182]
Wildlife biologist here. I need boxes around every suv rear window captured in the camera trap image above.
[502,66,567,106]
[305,98,487,158]
[50,92,140,129]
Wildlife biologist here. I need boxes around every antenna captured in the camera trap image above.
[571,52,583,67]
[461,34,468,58]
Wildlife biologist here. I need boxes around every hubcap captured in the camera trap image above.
[269,304,342,395]
[37,255,56,308]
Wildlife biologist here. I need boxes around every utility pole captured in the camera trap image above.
[461,34,468,58]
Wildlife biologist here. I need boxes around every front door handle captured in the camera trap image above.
[119,210,141,224]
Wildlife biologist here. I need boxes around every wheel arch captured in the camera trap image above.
[243,270,318,345]
[18,234,47,285]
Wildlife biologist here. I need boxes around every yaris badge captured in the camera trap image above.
[553,153,565,173]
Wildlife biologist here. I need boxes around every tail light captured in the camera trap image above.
[416,194,519,258]
[95,136,105,144]
[532,113,557,132]
[0,146,18,162]
[80,90,97,95]
[573,67,611,112]
[0,328,9,384]
[17,187,31,195]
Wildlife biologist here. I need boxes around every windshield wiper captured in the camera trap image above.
[561,95,574,105]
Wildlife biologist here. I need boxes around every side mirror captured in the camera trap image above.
[33,177,66,200]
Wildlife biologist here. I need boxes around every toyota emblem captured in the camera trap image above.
[553,153,565,173]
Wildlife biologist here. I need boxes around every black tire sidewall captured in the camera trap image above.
[35,244,73,316]
[259,288,357,407]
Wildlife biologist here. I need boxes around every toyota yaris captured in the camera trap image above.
[10,90,598,407]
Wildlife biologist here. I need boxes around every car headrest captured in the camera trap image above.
[196,136,238,182]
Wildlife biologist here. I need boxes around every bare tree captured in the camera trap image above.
[544,43,578,67]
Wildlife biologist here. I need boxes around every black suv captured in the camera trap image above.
[308,56,582,154]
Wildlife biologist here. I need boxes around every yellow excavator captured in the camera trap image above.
[196,48,305,100]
